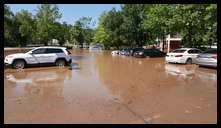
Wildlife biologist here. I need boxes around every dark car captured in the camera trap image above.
[124,48,133,56]
[128,48,144,56]
[134,48,166,58]
[119,48,127,55]
[119,48,131,55]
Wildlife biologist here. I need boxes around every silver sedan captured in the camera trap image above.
[196,48,217,68]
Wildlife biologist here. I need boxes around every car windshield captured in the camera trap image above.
[172,49,186,53]
[203,49,217,54]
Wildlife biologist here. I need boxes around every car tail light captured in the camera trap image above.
[211,56,217,59]
[175,55,183,57]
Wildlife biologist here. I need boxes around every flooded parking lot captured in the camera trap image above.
[4,49,217,124]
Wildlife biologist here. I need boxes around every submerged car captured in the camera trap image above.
[119,48,128,55]
[129,48,144,56]
[111,50,120,55]
[165,48,202,64]
[124,48,133,56]
[134,48,166,58]
[4,46,72,69]
[195,48,217,68]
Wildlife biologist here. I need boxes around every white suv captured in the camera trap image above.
[165,48,202,64]
[4,46,72,69]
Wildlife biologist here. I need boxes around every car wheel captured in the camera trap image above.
[13,60,25,69]
[186,58,192,65]
[56,59,65,67]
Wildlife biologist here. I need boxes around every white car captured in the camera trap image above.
[4,46,72,69]
[165,48,202,64]
[111,50,120,55]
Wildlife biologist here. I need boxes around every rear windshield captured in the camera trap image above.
[172,49,186,53]
[204,49,217,54]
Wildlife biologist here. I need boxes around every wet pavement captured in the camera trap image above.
[4,49,217,124]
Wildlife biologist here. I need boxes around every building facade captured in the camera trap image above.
[156,33,181,52]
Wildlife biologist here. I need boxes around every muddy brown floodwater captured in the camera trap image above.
[4,49,217,124]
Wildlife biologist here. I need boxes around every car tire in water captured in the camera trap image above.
[186,58,192,65]
[13,60,25,69]
[55,59,66,67]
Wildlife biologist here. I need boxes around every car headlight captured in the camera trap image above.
[139,52,143,55]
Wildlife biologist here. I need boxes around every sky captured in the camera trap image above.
[6,4,122,28]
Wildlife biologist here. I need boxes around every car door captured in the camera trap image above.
[44,48,59,63]
[151,49,160,57]
[144,49,151,57]
[187,49,202,63]
[31,48,47,63]
[25,53,39,64]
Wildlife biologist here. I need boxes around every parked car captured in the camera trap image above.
[4,46,72,69]
[134,48,166,58]
[195,48,217,68]
[111,50,120,55]
[124,48,133,56]
[165,48,202,64]
[119,48,128,55]
[129,48,144,56]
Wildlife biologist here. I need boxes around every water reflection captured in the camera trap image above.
[165,64,196,79]
[165,63,217,87]
[5,67,72,99]
[71,56,88,60]
[96,53,170,102]
[95,52,216,123]
[95,51,217,102]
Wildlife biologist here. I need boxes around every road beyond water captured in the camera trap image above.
[4,49,217,124]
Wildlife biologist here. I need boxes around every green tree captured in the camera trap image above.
[142,4,178,50]
[142,4,217,48]
[176,4,217,48]
[15,10,36,46]
[120,4,149,47]
[63,22,72,43]
[35,4,61,45]
[4,5,20,47]
[203,4,217,47]
[93,12,111,47]
[102,8,124,48]
[84,28,94,43]
[52,22,72,46]
[70,20,84,44]
[70,17,94,44]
